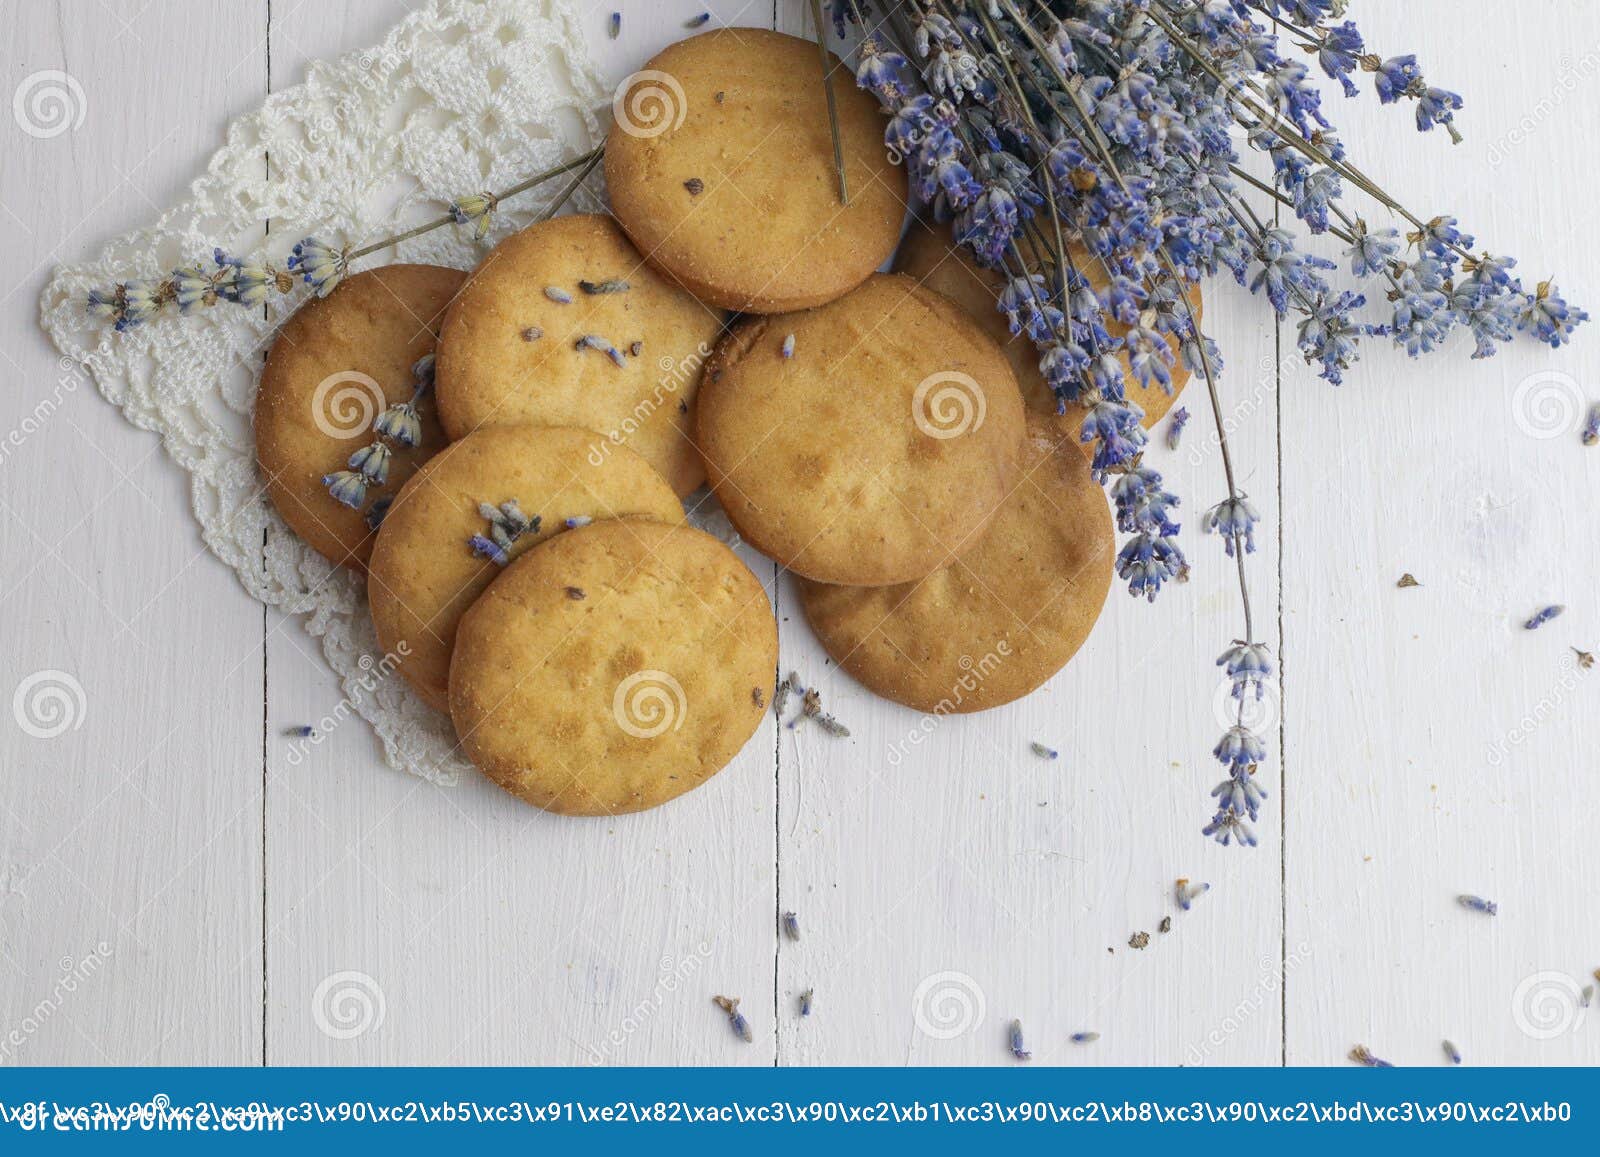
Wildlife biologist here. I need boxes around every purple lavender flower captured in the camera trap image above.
[322,470,367,510]
[1218,642,1274,700]
[1213,724,1266,771]
[288,237,349,296]
[1524,605,1564,630]
[1204,495,1261,557]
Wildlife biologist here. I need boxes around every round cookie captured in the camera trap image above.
[694,273,1027,587]
[894,217,1199,433]
[367,425,685,713]
[605,28,907,313]
[434,213,722,497]
[256,264,465,570]
[449,519,777,815]
[799,417,1113,713]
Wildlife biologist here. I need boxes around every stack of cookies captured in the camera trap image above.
[254,28,1193,815]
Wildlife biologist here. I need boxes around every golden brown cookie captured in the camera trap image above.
[604,28,907,313]
[434,213,722,497]
[449,519,776,815]
[799,417,1113,713]
[893,217,1199,433]
[256,264,466,570]
[367,425,685,713]
[694,273,1026,587]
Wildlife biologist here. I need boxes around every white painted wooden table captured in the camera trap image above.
[1,0,1596,1067]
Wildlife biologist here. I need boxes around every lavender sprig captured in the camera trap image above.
[85,149,603,331]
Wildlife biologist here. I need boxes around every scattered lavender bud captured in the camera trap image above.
[575,334,627,368]
[1574,648,1595,669]
[781,911,800,941]
[287,725,315,738]
[773,672,798,719]
[1442,1039,1462,1065]
[1029,741,1059,760]
[1129,931,1150,949]
[579,278,630,295]
[1158,916,1172,934]
[1008,1019,1031,1061]
[1457,894,1497,916]
[683,177,704,196]
[1175,878,1210,910]
[1584,403,1600,446]
[685,12,710,27]
[712,995,752,1043]
[799,988,813,1016]
[565,586,586,601]
[1166,406,1190,450]
[521,326,543,342]
[781,333,795,359]
[608,11,619,39]
[1525,605,1564,630]
[1397,573,1421,588]
[1349,1044,1392,1068]
[1582,985,1595,1008]
[564,515,592,530]
[364,495,393,530]
[629,341,643,357]
[543,286,572,304]
[1070,1032,1100,1044]
[751,687,765,708]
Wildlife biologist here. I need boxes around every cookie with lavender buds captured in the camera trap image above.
[894,217,1199,434]
[449,519,776,815]
[367,426,683,713]
[255,264,466,571]
[799,416,1113,713]
[604,28,907,313]
[695,273,1026,586]
[434,214,722,497]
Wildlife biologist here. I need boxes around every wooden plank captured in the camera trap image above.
[1281,0,1600,1065]
[769,3,1284,1065]
[262,0,783,1065]
[0,0,267,1064]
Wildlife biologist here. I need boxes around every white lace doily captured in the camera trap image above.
[38,0,610,785]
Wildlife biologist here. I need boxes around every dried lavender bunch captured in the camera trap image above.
[835,0,1583,846]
